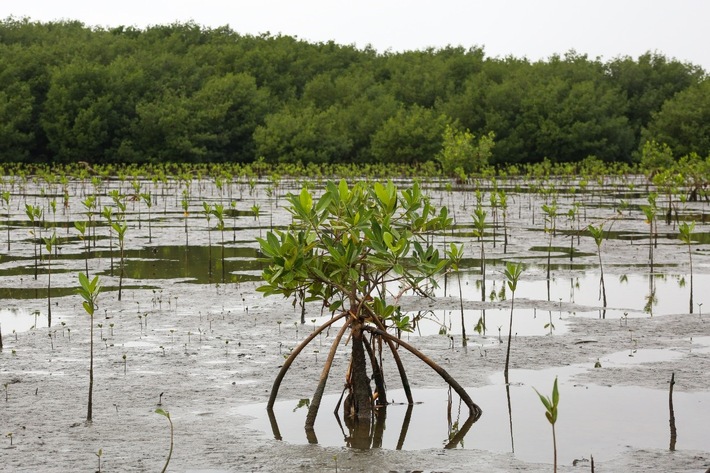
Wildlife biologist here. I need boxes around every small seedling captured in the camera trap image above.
[6,432,13,446]
[159,346,165,356]
[122,353,127,374]
[78,272,101,423]
[96,448,103,472]
[158,392,164,406]
[155,409,174,473]
[533,376,559,473]
[544,312,555,335]
[3,383,8,402]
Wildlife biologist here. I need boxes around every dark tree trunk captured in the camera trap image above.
[347,322,373,421]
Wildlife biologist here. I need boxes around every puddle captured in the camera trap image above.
[441,271,708,316]
[240,362,710,464]
[690,336,710,354]
[0,307,48,332]
[114,245,263,284]
[599,348,685,366]
[313,308,570,339]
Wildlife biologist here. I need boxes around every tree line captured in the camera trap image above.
[0,17,707,169]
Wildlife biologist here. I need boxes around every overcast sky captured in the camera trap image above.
[2,0,709,70]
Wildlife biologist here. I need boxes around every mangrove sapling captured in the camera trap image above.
[541,201,558,290]
[230,200,237,242]
[81,195,96,249]
[587,223,608,314]
[181,190,190,247]
[155,408,174,473]
[74,221,90,276]
[533,376,559,473]
[259,180,481,439]
[131,180,142,226]
[101,206,114,275]
[446,243,467,346]
[2,190,10,250]
[111,220,128,301]
[566,202,580,262]
[77,272,102,423]
[641,196,658,272]
[202,202,213,279]
[25,203,42,280]
[678,221,696,313]
[140,192,153,242]
[211,204,227,283]
[503,261,524,384]
[499,190,509,253]
[490,192,499,248]
[472,204,487,328]
[43,232,57,327]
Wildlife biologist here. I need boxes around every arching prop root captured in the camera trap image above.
[365,326,482,420]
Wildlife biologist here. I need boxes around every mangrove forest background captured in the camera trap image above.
[0,18,708,167]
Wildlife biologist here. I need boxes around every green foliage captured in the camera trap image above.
[437,124,495,177]
[641,80,710,158]
[587,223,605,248]
[77,273,101,318]
[0,19,704,166]
[533,376,560,472]
[257,179,451,326]
[504,261,524,292]
[533,376,559,425]
[640,140,674,173]
[678,221,695,245]
[155,408,174,473]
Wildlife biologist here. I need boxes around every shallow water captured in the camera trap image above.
[241,354,710,464]
[440,269,708,317]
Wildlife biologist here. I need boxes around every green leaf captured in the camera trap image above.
[299,187,313,213]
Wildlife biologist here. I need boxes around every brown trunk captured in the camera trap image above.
[348,321,373,421]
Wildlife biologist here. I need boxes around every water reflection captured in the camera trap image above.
[243,365,710,463]
[440,271,708,317]
[263,393,479,450]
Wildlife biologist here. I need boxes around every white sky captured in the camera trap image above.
[2,0,709,71]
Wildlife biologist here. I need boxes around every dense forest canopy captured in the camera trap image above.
[0,17,707,169]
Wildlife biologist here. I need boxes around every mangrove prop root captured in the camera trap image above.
[363,304,413,404]
[364,333,387,405]
[365,326,482,420]
[305,318,351,429]
[267,311,346,409]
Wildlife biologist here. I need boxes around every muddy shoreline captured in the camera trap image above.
[2,178,710,472]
